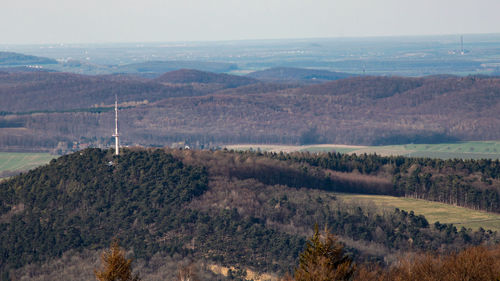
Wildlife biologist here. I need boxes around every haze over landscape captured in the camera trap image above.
[1,1,500,281]
[2,0,500,44]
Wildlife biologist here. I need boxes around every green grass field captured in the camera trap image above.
[226,141,500,160]
[298,146,359,154]
[0,152,55,177]
[336,193,500,232]
[358,141,500,159]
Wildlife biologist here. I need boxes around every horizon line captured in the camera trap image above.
[2,32,500,47]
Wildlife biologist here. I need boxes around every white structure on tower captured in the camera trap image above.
[112,95,120,155]
[460,35,464,55]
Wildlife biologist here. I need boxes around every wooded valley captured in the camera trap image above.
[1,70,500,152]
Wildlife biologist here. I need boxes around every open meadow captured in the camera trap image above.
[226,141,500,159]
[336,193,500,232]
[0,152,55,178]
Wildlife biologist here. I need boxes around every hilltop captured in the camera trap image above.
[0,52,57,66]
[1,148,498,280]
[154,69,259,88]
[0,71,205,112]
[112,61,238,78]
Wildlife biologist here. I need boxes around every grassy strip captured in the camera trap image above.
[0,152,55,177]
[226,141,500,159]
[335,193,500,232]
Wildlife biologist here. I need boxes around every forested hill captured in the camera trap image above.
[246,67,355,84]
[2,72,500,151]
[0,72,206,112]
[1,148,498,280]
[154,69,259,88]
[112,60,238,77]
[0,52,57,66]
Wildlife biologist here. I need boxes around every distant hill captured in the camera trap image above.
[113,60,238,78]
[212,82,298,96]
[0,51,58,66]
[0,72,207,112]
[247,67,355,84]
[154,69,259,88]
[96,73,151,82]
[115,75,500,146]
[299,76,424,98]
[0,66,57,73]
[2,73,500,151]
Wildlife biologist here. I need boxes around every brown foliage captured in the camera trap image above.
[94,240,141,281]
[280,272,296,281]
[354,245,500,281]
[284,225,500,281]
[176,263,200,281]
[4,74,500,151]
[0,71,209,112]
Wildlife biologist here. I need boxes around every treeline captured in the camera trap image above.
[284,227,500,281]
[171,149,496,252]
[269,151,500,212]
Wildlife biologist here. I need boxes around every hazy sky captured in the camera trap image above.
[2,0,499,44]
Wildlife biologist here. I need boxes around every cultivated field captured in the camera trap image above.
[0,152,55,178]
[225,141,500,159]
[225,144,364,154]
[336,193,500,232]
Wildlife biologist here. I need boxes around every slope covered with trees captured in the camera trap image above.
[0,72,207,112]
[272,151,500,212]
[1,148,497,279]
[3,73,500,152]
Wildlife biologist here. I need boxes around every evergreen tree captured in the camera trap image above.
[295,226,355,281]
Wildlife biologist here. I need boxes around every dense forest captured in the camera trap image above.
[1,71,500,152]
[1,148,498,280]
[0,71,211,112]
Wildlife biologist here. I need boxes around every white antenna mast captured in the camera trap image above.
[112,94,120,155]
[460,35,464,55]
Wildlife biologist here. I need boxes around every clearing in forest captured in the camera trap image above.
[336,193,500,232]
[226,141,500,159]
